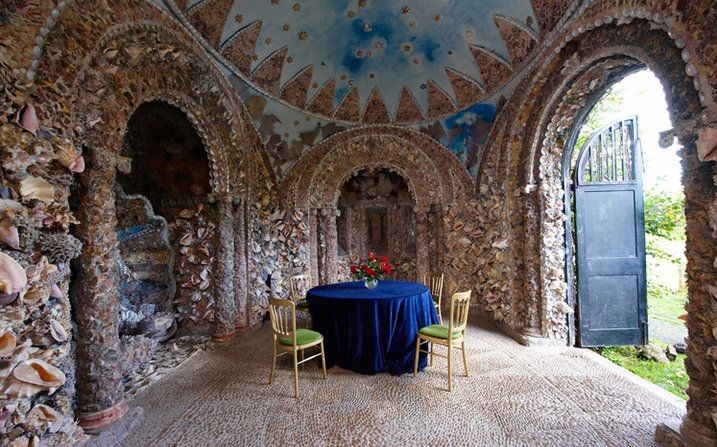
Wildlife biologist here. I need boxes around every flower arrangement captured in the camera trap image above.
[350,252,393,282]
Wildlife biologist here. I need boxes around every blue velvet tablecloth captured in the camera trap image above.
[306,280,439,375]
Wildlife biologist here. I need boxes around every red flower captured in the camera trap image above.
[381,262,393,275]
[364,266,375,277]
[368,252,376,261]
[381,255,389,263]
[350,265,358,274]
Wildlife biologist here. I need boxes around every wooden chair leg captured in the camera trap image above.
[413,337,421,376]
[429,342,434,366]
[320,341,327,379]
[447,341,453,392]
[269,342,277,385]
[462,341,468,376]
[300,348,305,369]
[292,349,299,399]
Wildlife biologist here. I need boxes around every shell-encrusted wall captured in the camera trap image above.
[170,205,217,334]
[0,90,85,447]
[0,0,269,438]
[477,1,717,445]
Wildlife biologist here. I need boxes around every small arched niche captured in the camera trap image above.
[114,100,213,339]
[336,167,416,278]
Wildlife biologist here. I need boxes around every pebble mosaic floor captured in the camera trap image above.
[119,318,684,447]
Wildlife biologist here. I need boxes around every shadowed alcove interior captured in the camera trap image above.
[336,167,416,279]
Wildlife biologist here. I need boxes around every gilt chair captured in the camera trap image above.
[289,273,312,328]
[422,272,444,323]
[268,298,327,398]
[413,290,471,391]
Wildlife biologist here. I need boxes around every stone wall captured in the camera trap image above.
[0,0,270,441]
[475,1,717,445]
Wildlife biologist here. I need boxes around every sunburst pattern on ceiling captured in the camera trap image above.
[180,0,545,124]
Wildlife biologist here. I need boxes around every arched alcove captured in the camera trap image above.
[336,168,416,279]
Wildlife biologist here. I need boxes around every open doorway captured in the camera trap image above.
[565,69,687,397]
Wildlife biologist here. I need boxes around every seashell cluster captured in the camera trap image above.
[34,233,82,266]
[0,30,83,441]
[171,205,217,330]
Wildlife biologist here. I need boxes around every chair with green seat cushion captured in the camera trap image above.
[413,290,472,392]
[278,328,322,346]
[290,274,313,328]
[418,324,462,340]
[268,298,327,398]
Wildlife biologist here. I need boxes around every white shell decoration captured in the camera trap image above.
[15,103,38,136]
[55,139,86,173]
[179,233,193,246]
[0,219,20,250]
[0,251,27,295]
[3,379,45,398]
[49,320,68,342]
[12,358,66,388]
[19,176,55,204]
[20,286,46,305]
[0,330,17,357]
[49,283,63,299]
[0,199,23,212]
[26,404,64,433]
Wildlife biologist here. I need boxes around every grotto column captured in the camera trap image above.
[309,208,319,284]
[344,206,353,258]
[212,193,237,342]
[657,129,717,447]
[234,196,248,330]
[321,208,339,284]
[415,208,430,280]
[74,146,127,431]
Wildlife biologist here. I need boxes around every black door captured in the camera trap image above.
[574,116,647,347]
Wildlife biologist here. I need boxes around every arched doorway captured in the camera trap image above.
[563,69,688,350]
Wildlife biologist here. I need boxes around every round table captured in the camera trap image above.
[306,280,439,375]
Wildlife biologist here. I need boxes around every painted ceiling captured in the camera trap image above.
[175,0,569,176]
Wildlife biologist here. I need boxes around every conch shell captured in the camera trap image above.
[20,286,47,306]
[26,404,64,433]
[0,219,20,250]
[0,251,27,301]
[180,233,192,246]
[15,103,38,136]
[20,176,55,204]
[49,283,63,299]
[3,379,45,398]
[49,320,68,342]
[12,358,66,388]
[55,140,85,173]
[696,127,717,162]
[0,330,16,356]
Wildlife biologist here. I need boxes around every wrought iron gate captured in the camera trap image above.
[574,116,647,347]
